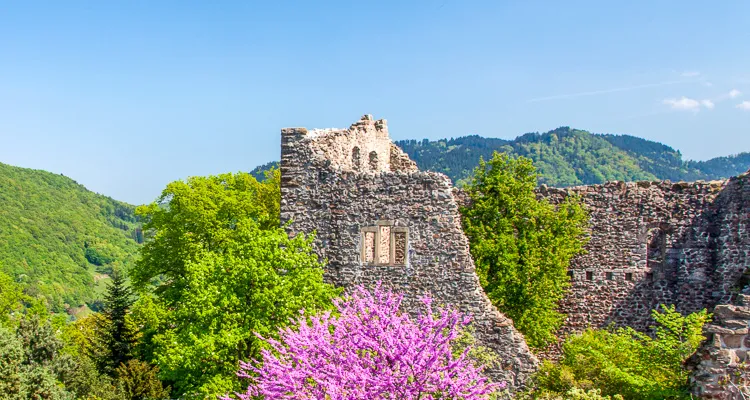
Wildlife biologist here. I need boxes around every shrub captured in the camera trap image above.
[534,305,710,399]
[115,359,170,400]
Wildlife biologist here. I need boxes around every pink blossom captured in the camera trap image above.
[226,284,503,399]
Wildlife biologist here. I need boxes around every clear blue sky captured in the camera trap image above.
[1,1,748,205]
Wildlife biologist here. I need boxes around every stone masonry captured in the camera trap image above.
[688,295,750,399]
[280,115,539,390]
[540,172,750,341]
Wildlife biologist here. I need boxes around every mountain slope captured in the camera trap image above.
[252,128,749,186]
[0,162,141,311]
[395,128,750,186]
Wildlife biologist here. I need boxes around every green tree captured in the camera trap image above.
[99,268,136,375]
[0,325,24,398]
[115,359,170,400]
[15,315,76,400]
[534,306,711,399]
[461,152,589,348]
[132,170,340,398]
[0,271,24,326]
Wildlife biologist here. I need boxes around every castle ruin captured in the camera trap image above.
[280,115,538,389]
[542,175,749,335]
[279,114,750,397]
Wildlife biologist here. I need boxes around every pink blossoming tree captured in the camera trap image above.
[226,284,504,400]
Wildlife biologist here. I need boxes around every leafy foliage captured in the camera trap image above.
[0,271,25,325]
[534,305,711,399]
[115,359,171,400]
[0,325,24,398]
[249,161,279,181]
[461,153,589,348]
[395,129,750,186]
[0,162,141,311]
[229,284,502,400]
[517,388,624,400]
[0,315,75,400]
[0,290,169,400]
[132,170,340,398]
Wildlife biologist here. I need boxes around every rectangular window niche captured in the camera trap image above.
[361,223,408,266]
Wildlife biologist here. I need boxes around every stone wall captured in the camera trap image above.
[688,295,750,399]
[280,115,538,389]
[540,172,750,341]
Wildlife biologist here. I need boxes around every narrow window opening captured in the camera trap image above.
[352,147,361,171]
[625,273,633,281]
[369,151,378,170]
[586,271,593,281]
[606,272,614,280]
[363,231,375,263]
[393,232,407,265]
[647,225,669,276]
[361,224,408,266]
[378,226,391,264]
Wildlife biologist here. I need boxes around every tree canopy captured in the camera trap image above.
[461,153,589,348]
[534,305,711,399]
[131,170,340,398]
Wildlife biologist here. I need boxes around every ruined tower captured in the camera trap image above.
[280,115,538,389]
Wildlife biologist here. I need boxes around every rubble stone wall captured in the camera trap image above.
[280,115,538,389]
[688,296,750,399]
[541,172,750,338]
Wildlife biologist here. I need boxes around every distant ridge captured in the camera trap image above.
[396,128,750,186]
[251,128,750,186]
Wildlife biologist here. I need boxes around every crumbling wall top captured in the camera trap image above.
[282,114,417,173]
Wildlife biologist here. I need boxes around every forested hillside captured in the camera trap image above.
[396,127,750,186]
[251,128,749,186]
[0,162,141,312]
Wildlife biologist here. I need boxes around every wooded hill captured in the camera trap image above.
[252,127,750,186]
[0,162,141,312]
[395,127,750,187]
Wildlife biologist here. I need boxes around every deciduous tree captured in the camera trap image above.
[229,285,502,400]
[461,152,589,348]
[132,170,339,397]
[534,305,710,399]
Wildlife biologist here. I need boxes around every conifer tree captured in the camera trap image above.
[100,268,136,375]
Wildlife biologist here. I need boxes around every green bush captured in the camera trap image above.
[517,388,624,400]
[534,305,710,399]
